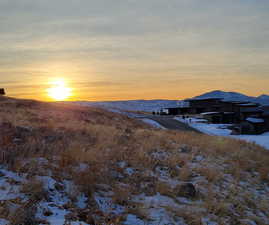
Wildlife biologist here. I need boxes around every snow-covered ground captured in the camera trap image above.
[175,117,269,150]
[141,118,166,129]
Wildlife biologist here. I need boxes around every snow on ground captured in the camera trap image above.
[175,117,269,150]
[0,219,8,225]
[141,118,166,129]
[0,161,90,225]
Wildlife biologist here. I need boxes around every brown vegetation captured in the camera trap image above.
[0,96,268,224]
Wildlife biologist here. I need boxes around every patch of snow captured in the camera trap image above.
[202,217,218,225]
[246,117,264,123]
[94,191,124,215]
[38,203,69,225]
[0,219,9,225]
[76,193,88,209]
[175,117,231,136]
[234,133,269,150]
[125,167,135,176]
[0,168,25,200]
[141,118,166,129]
[70,222,89,225]
[201,112,219,115]
[124,214,145,225]
[133,193,188,225]
[175,117,269,150]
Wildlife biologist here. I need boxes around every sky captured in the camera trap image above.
[0,0,269,101]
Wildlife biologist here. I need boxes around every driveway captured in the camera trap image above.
[143,115,201,133]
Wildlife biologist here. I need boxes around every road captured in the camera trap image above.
[142,115,201,133]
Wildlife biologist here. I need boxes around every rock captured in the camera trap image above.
[55,182,65,191]
[43,209,53,217]
[179,144,191,153]
[176,183,196,198]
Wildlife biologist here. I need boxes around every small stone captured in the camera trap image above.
[179,145,191,153]
[43,209,53,217]
[176,183,196,198]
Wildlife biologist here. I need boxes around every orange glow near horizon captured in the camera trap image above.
[47,78,72,101]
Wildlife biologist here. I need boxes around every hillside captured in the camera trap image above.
[0,96,269,225]
[194,90,269,105]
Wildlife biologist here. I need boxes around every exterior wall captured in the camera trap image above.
[263,117,269,131]
[168,108,180,115]
[240,121,255,134]
[189,99,221,109]
[203,114,222,123]
[240,121,265,134]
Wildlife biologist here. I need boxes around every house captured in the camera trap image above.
[240,117,266,135]
[186,98,223,114]
[219,101,249,113]
[201,112,222,123]
[201,111,236,124]
[0,88,5,95]
[162,107,181,115]
[261,109,269,131]
[238,107,263,121]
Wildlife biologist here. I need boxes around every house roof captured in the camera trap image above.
[246,117,265,123]
[221,100,249,104]
[201,112,221,115]
[240,108,263,113]
[237,103,260,107]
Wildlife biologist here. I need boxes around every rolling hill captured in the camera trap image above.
[194,90,269,105]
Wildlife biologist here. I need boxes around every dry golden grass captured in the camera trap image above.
[0,96,269,224]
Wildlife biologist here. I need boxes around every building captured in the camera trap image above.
[261,109,269,131]
[186,98,223,114]
[161,107,181,115]
[160,98,269,135]
[201,112,236,124]
[240,117,266,135]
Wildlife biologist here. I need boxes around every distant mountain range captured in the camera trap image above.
[76,90,269,112]
[77,100,179,112]
[193,90,269,105]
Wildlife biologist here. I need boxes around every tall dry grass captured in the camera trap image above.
[0,96,269,224]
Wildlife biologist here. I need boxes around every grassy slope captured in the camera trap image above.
[0,96,269,225]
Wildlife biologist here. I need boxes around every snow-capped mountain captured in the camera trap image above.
[256,94,269,105]
[193,90,269,105]
[75,91,269,113]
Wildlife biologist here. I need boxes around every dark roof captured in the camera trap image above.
[262,110,269,117]
[240,108,263,113]
[221,100,249,104]
[237,103,260,107]
[163,107,181,110]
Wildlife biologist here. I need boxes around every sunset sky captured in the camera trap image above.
[0,0,269,101]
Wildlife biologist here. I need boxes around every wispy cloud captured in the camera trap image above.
[0,0,269,100]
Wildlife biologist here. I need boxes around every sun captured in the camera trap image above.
[47,79,72,101]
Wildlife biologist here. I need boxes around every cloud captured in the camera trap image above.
[0,0,269,99]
